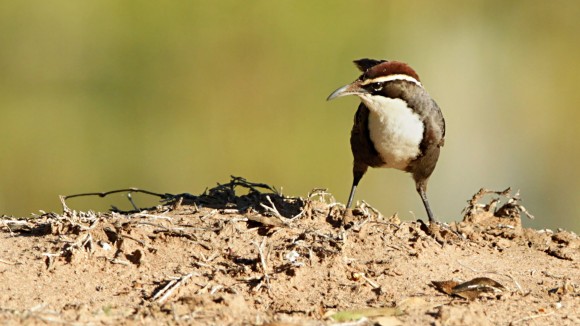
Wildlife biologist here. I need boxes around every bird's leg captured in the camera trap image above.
[341,166,367,228]
[416,181,436,223]
[348,164,367,209]
[416,181,464,243]
[346,182,358,209]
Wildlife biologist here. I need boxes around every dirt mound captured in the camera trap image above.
[1,177,579,325]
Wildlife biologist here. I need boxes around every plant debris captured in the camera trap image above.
[432,277,505,300]
[0,178,578,325]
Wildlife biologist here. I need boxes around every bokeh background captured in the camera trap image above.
[1,1,578,232]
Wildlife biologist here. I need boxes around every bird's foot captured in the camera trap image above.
[326,205,355,229]
[418,219,463,245]
[342,208,357,229]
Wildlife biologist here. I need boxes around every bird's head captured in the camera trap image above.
[327,59,422,101]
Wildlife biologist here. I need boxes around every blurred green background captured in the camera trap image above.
[1,1,578,232]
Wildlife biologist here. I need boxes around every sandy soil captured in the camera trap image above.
[0,177,578,325]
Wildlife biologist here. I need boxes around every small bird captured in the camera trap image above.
[327,59,445,222]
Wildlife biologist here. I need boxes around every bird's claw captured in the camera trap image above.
[419,219,464,245]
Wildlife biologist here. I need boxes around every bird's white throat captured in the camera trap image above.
[360,94,424,170]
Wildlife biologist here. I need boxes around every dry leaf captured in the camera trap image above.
[452,277,505,293]
[432,280,460,295]
[433,277,505,300]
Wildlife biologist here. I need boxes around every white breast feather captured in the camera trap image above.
[360,94,424,170]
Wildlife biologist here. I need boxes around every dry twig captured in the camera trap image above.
[0,258,19,265]
[260,196,283,221]
[253,237,271,292]
[510,312,555,325]
[152,273,195,304]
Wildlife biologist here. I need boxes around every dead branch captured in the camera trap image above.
[62,188,168,201]
[462,187,534,219]
[225,176,279,195]
[60,188,174,215]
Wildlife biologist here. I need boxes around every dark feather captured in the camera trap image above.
[353,58,387,72]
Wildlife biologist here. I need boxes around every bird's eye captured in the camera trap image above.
[372,82,384,91]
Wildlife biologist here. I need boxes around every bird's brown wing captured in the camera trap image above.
[407,98,445,180]
[432,99,445,147]
[351,103,385,168]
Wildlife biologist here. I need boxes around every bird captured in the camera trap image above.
[327,59,445,223]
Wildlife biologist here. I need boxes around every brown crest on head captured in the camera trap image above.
[359,60,421,82]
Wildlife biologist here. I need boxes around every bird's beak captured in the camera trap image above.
[326,80,367,101]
